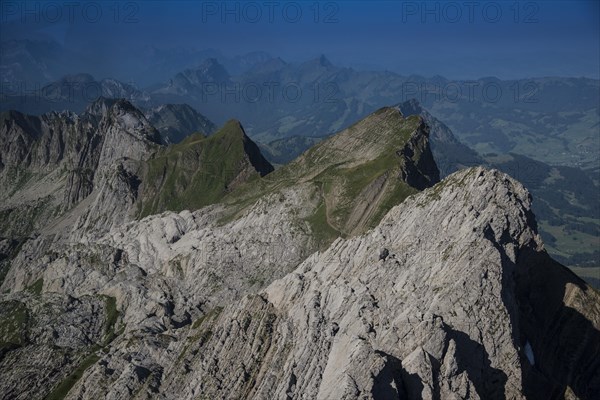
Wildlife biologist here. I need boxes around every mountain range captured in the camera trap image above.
[0,40,273,87]
[2,69,598,279]
[0,98,599,399]
[3,52,598,168]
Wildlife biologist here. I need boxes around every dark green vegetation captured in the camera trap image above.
[0,300,28,351]
[25,278,44,295]
[44,352,101,400]
[305,199,341,250]
[0,238,26,288]
[101,295,119,345]
[138,120,274,217]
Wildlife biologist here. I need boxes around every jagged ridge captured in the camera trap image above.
[1,102,597,400]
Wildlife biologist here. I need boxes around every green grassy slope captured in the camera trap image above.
[138,120,272,217]
[219,108,435,243]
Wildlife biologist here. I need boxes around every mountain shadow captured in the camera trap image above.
[513,247,600,399]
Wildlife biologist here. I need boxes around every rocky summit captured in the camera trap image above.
[0,101,598,400]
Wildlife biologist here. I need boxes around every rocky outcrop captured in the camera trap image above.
[18,167,591,400]
[1,99,598,400]
[0,292,116,400]
[140,168,596,400]
[0,98,161,242]
[395,99,483,178]
[396,117,440,190]
[0,104,445,399]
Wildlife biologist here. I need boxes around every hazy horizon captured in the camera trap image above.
[1,0,599,84]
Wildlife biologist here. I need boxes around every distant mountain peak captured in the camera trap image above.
[138,117,274,216]
[177,58,231,84]
[302,54,333,69]
[246,57,288,75]
[318,54,332,67]
[200,57,221,67]
[85,96,140,115]
[82,97,161,144]
[215,119,246,139]
[58,73,96,83]
[144,103,217,144]
[197,57,228,73]
[394,98,424,117]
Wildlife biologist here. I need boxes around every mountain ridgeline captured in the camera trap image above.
[0,98,278,239]
[0,98,598,400]
[2,56,597,269]
[138,119,274,217]
[3,55,598,170]
[217,106,440,240]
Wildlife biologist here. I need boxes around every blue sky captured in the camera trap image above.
[2,0,599,80]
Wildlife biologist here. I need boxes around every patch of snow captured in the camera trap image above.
[524,341,535,365]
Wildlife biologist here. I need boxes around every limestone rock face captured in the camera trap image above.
[0,98,160,240]
[9,167,591,400]
[144,168,597,400]
[1,99,598,399]
[0,292,112,400]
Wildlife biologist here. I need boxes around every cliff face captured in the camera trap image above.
[139,168,597,400]
[513,249,600,399]
[0,100,598,400]
[394,99,484,178]
[14,167,591,400]
[0,98,160,240]
[395,116,440,190]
